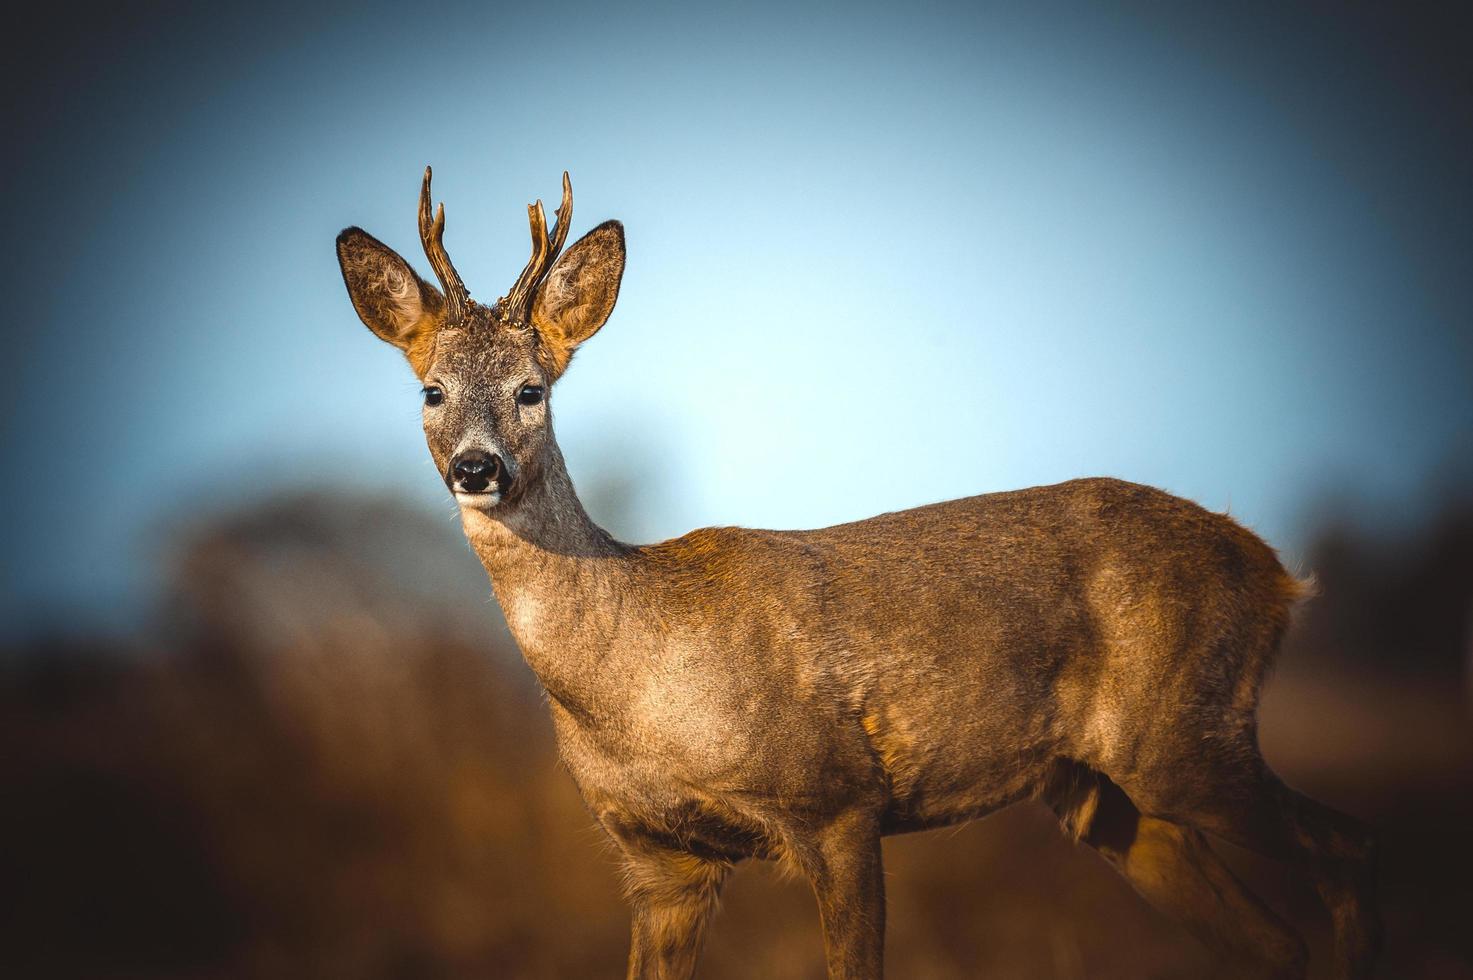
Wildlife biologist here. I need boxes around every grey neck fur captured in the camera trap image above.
[458,437,630,719]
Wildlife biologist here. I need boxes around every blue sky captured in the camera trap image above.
[3,2,1470,633]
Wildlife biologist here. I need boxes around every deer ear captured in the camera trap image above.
[531,220,625,380]
[336,227,443,369]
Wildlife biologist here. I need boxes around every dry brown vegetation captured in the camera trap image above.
[3,492,1470,978]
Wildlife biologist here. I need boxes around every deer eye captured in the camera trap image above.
[422,386,444,407]
[517,384,545,406]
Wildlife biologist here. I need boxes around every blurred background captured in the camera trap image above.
[2,1,1470,977]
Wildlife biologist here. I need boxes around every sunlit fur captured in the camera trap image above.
[338,182,1380,980]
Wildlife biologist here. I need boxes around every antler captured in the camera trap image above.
[498,171,572,325]
[419,167,472,323]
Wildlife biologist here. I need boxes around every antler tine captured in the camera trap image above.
[418,167,471,322]
[503,201,550,321]
[525,199,553,292]
[548,171,572,259]
[499,172,574,325]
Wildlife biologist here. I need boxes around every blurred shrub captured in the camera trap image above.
[3,495,626,978]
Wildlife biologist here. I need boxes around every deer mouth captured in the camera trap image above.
[455,489,504,510]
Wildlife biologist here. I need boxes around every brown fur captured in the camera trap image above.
[336,173,1380,979]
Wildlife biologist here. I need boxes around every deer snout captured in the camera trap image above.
[450,450,505,496]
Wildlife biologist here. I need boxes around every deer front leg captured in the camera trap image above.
[787,809,887,980]
[621,845,729,980]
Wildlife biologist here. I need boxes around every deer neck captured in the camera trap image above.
[457,438,634,716]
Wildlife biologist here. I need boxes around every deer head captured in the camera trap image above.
[337,169,625,511]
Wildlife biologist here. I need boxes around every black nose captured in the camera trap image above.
[450,451,503,494]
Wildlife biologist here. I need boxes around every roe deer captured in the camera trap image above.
[336,169,1380,979]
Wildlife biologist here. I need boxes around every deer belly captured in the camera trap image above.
[864,701,1059,833]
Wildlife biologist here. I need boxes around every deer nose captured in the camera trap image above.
[450,451,503,494]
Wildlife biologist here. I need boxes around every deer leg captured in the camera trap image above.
[1286,791,1381,980]
[620,846,729,980]
[783,809,886,980]
[1180,771,1381,980]
[1060,774,1308,978]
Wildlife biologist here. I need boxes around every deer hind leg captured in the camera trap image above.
[1175,768,1381,980]
[619,845,730,980]
[1047,766,1308,978]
